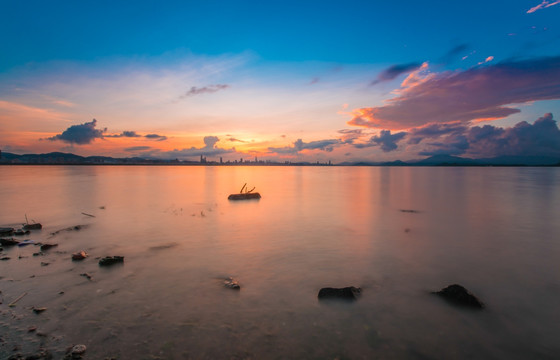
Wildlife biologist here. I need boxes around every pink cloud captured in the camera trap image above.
[348,56,560,130]
[527,0,560,13]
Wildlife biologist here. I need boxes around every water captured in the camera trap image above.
[0,165,559,359]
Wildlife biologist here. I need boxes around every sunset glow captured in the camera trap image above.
[1,1,559,163]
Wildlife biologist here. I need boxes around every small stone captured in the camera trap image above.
[32,307,47,314]
[98,256,124,266]
[72,251,88,261]
[80,273,92,280]
[71,344,87,355]
[0,256,10,261]
[224,277,240,290]
[28,326,37,332]
[40,262,49,266]
[40,243,58,251]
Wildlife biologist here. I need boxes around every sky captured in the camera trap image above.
[1,0,560,163]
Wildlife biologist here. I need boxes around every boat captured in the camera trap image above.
[228,183,261,200]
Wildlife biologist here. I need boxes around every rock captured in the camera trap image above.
[400,209,420,213]
[99,256,124,266]
[318,286,361,300]
[14,229,30,236]
[22,223,42,230]
[0,227,14,236]
[32,307,47,314]
[1,256,10,261]
[224,277,241,290]
[28,326,37,332]
[71,251,88,261]
[40,243,58,251]
[40,262,49,266]
[433,284,484,308]
[71,344,87,355]
[0,238,19,246]
[80,273,92,280]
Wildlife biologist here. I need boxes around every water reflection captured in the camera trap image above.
[0,166,559,359]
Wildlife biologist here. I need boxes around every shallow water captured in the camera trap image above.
[0,165,559,359]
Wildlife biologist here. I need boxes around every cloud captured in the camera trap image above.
[439,44,470,64]
[268,138,340,154]
[180,84,230,98]
[144,134,168,141]
[46,119,106,144]
[354,130,407,152]
[105,131,141,138]
[407,123,468,144]
[161,136,235,159]
[124,146,152,152]
[412,113,560,157]
[527,0,560,13]
[228,137,248,143]
[338,129,364,144]
[348,56,560,130]
[371,62,423,85]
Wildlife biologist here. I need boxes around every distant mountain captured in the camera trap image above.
[1,151,559,166]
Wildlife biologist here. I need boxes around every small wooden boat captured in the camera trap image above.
[228,183,261,200]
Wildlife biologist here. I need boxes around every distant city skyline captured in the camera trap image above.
[1,1,560,162]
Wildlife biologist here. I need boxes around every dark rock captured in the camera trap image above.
[80,273,92,280]
[99,256,124,266]
[14,229,30,236]
[1,256,10,261]
[224,277,240,290]
[22,223,42,230]
[0,238,19,246]
[71,251,88,260]
[40,262,49,266]
[40,243,58,251]
[433,284,484,308]
[318,286,361,301]
[0,227,14,236]
[400,209,420,213]
[32,307,47,314]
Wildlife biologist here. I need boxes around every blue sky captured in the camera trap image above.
[1,0,559,161]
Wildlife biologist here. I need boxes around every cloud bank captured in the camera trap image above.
[162,136,235,159]
[349,56,560,130]
[268,138,340,154]
[527,0,560,13]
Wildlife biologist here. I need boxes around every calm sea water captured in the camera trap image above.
[0,165,559,359]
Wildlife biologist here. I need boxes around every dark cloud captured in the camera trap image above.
[408,123,468,144]
[350,56,560,129]
[144,134,168,141]
[180,84,229,98]
[268,138,340,154]
[354,130,407,152]
[105,130,141,138]
[413,113,560,157]
[161,136,234,159]
[124,146,152,152]
[228,137,248,143]
[371,62,423,85]
[46,119,106,144]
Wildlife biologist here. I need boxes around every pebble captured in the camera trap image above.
[71,344,87,355]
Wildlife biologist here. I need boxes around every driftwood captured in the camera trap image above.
[9,292,28,307]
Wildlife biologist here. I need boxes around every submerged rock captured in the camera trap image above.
[99,256,124,266]
[318,286,362,301]
[23,223,42,230]
[224,277,241,290]
[32,307,47,314]
[0,227,14,236]
[433,284,484,309]
[71,344,87,355]
[0,238,19,246]
[14,229,30,236]
[40,243,58,251]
